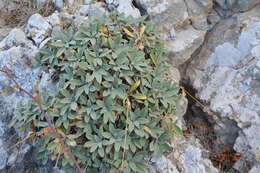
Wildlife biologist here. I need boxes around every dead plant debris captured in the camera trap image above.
[0,0,55,27]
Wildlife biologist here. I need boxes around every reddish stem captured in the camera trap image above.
[0,67,84,173]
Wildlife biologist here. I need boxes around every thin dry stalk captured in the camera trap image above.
[0,67,84,173]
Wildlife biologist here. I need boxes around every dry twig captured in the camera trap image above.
[0,67,84,173]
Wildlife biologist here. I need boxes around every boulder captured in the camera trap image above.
[166,26,206,66]
[106,0,141,18]
[25,13,52,46]
[215,0,260,12]
[185,6,260,172]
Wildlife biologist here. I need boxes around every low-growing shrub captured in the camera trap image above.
[13,13,182,173]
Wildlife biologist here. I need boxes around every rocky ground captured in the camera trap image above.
[0,0,259,173]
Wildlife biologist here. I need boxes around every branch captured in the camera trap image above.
[0,67,84,173]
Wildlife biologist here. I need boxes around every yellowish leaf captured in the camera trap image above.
[123,28,135,38]
[57,128,66,137]
[128,80,141,93]
[132,93,147,100]
[51,154,57,161]
[140,25,146,37]
[100,26,108,34]
[150,53,157,65]
[143,126,151,133]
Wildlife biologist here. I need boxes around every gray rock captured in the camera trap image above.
[73,5,90,26]
[185,7,260,171]
[54,0,64,9]
[149,156,180,173]
[46,11,61,26]
[0,147,8,170]
[166,26,206,66]
[117,0,141,18]
[75,4,90,16]
[25,13,52,46]
[0,29,29,50]
[7,149,18,166]
[106,0,119,10]
[37,0,48,6]
[249,165,260,173]
[88,3,107,17]
[178,144,218,173]
[208,9,221,27]
[135,0,188,29]
[184,0,213,30]
[83,0,92,5]
[236,0,260,11]
[68,0,75,5]
[0,122,4,137]
[215,0,260,12]
[206,42,242,67]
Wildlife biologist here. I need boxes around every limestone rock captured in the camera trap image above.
[215,0,260,12]
[185,6,260,171]
[46,11,61,26]
[135,0,189,29]
[117,0,141,18]
[249,165,260,173]
[0,147,8,170]
[25,13,52,46]
[88,3,107,17]
[180,145,218,173]
[166,26,206,66]
[0,29,31,50]
[149,156,180,173]
[54,0,64,9]
[185,0,213,30]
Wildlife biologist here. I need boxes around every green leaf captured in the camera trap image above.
[70,102,78,111]
[84,141,96,148]
[37,121,48,127]
[128,80,140,93]
[172,123,183,135]
[90,145,98,153]
[56,47,66,57]
[98,147,105,157]
[131,93,147,100]
[129,162,138,172]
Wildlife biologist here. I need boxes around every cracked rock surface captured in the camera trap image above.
[0,0,259,173]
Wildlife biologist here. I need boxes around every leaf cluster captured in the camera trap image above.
[13,12,182,173]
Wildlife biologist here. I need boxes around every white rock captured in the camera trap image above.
[88,3,107,17]
[249,165,260,173]
[7,149,18,166]
[0,147,8,170]
[54,0,64,9]
[185,7,260,171]
[47,11,61,26]
[149,156,180,173]
[117,0,141,18]
[0,29,28,50]
[83,0,92,4]
[25,13,52,46]
[180,146,218,173]
[166,26,206,66]
[67,0,75,6]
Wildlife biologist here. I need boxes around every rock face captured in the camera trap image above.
[185,6,260,172]
[25,13,52,46]
[0,11,54,173]
[215,0,260,12]
[149,135,218,173]
[0,0,260,173]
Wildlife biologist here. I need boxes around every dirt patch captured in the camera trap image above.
[0,0,55,27]
[182,82,241,172]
